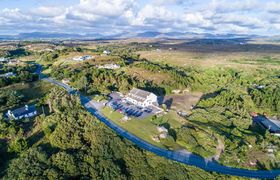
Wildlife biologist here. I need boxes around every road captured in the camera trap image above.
[43,77,280,179]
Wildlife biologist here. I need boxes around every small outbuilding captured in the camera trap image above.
[157,126,168,133]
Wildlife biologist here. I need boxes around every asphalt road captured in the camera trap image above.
[44,77,280,179]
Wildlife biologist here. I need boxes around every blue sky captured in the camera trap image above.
[0,0,280,35]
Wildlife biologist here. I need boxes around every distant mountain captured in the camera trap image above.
[0,35,15,40]
[135,31,262,39]
[18,32,106,39]
[0,32,105,40]
[137,31,162,38]
[0,31,266,40]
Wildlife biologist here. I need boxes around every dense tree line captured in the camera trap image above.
[94,43,150,59]
[0,63,38,88]
[249,77,280,116]
[37,47,82,63]
[6,48,30,58]
[0,90,24,112]
[51,63,169,95]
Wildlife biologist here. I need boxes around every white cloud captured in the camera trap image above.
[183,12,212,27]
[273,23,280,30]
[137,5,179,23]
[31,6,66,17]
[1,8,32,21]
[0,17,7,25]
[0,0,278,35]
[77,0,135,17]
[153,0,185,6]
[216,24,250,34]
[212,13,264,29]
[208,0,260,13]
[266,1,280,13]
[66,7,100,22]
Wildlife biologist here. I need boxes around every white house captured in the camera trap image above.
[73,55,92,61]
[125,88,158,108]
[6,105,37,120]
[103,50,111,55]
[98,64,120,70]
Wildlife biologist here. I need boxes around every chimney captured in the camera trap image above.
[25,105,29,110]
[8,110,12,116]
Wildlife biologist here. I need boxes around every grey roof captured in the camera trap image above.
[130,88,151,99]
[126,88,154,103]
[10,105,36,118]
[257,116,280,133]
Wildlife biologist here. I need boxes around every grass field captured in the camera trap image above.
[101,106,182,149]
[232,56,280,65]
[100,106,223,158]
[163,92,203,113]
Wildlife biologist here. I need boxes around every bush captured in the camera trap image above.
[8,138,28,153]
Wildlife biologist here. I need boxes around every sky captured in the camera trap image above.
[0,0,280,35]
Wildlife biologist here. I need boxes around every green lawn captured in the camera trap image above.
[161,111,186,129]
[101,106,183,149]
[101,106,124,121]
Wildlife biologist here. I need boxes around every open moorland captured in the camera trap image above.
[137,39,280,69]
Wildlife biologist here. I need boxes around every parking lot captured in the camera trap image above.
[108,92,161,119]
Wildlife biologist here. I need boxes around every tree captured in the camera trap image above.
[51,152,79,176]
[5,147,50,179]
[8,138,28,153]
[77,76,88,92]
[6,91,24,107]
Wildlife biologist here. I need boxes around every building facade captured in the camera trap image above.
[125,88,158,108]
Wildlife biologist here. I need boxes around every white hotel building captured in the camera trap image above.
[125,88,158,108]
